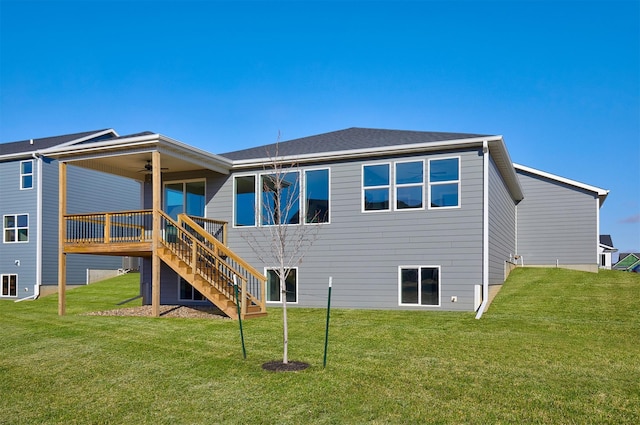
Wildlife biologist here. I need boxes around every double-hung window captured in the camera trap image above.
[3,214,28,243]
[1,274,17,297]
[399,266,440,306]
[363,163,390,211]
[395,161,424,210]
[428,157,460,208]
[265,268,298,303]
[20,160,33,190]
[234,175,257,227]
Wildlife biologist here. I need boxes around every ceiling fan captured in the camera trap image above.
[138,160,168,173]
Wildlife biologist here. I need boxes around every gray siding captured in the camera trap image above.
[516,169,598,266]
[199,149,485,311]
[488,156,516,285]
[0,159,38,297]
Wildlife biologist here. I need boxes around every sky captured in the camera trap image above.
[1,0,639,254]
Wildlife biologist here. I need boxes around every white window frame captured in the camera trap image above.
[177,276,205,302]
[1,274,18,297]
[3,213,29,243]
[362,162,392,213]
[20,160,33,190]
[259,170,301,227]
[303,167,331,225]
[394,160,425,211]
[428,156,461,210]
[398,265,441,307]
[232,173,258,228]
[264,267,298,304]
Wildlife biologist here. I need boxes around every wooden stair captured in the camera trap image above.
[156,212,267,320]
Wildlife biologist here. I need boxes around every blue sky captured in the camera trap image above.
[1,0,639,253]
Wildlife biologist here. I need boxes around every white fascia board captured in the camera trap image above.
[513,163,609,205]
[487,137,524,201]
[54,129,120,148]
[230,135,502,169]
[599,243,618,252]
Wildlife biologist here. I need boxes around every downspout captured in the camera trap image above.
[475,141,490,319]
[17,153,42,302]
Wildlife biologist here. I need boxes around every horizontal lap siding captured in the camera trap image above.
[516,170,597,266]
[205,149,484,311]
[0,160,37,297]
[488,156,516,284]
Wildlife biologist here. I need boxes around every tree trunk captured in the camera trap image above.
[281,272,288,364]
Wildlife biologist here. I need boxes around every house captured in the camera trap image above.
[0,130,141,300]
[597,235,617,269]
[613,253,640,272]
[40,127,608,318]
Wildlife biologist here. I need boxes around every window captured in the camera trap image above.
[20,160,33,190]
[601,254,607,267]
[178,277,205,301]
[3,214,28,243]
[395,161,424,210]
[164,180,205,220]
[399,266,440,306]
[1,275,17,297]
[429,157,460,208]
[234,175,256,227]
[261,172,300,225]
[304,168,330,223]
[265,268,297,303]
[363,163,390,211]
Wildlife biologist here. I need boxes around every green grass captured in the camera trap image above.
[1,268,639,424]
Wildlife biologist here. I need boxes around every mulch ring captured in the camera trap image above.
[82,305,230,320]
[262,360,310,372]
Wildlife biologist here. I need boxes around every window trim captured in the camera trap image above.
[232,173,258,228]
[20,160,33,190]
[1,274,18,297]
[427,156,461,210]
[3,213,29,243]
[264,267,298,304]
[303,167,331,225]
[362,162,392,213]
[398,265,441,307]
[394,159,425,211]
[259,170,301,227]
[177,276,205,302]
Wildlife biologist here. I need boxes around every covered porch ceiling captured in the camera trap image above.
[39,132,233,181]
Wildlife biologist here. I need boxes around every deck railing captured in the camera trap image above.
[64,210,153,244]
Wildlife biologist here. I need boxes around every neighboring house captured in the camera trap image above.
[0,130,141,300]
[613,253,640,272]
[41,127,609,318]
[598,235,617,269]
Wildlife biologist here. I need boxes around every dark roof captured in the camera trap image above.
[600,234,614,247]
[0,129,114,156]
[220,127,491,161]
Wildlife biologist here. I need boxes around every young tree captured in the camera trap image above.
[241,142,324,365]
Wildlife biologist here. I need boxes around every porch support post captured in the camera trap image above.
[151,151,161,317]
[58,162,67,316]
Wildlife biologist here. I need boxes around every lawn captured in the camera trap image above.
[1,268,639,424]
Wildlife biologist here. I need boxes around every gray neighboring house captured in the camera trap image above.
[0,130,141,300]
[41,127,609,317]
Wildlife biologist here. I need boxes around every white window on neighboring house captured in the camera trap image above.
[1,274,17,297]
[20,160,33,190]
[3,214,29,243]
[399,266,441,306]
[265,268,298,303]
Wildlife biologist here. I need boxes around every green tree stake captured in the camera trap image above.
[323,276,333,368]
[234,275,247,359]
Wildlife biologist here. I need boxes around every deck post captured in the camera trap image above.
[151,151,161,317]
[58,162,67,316]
